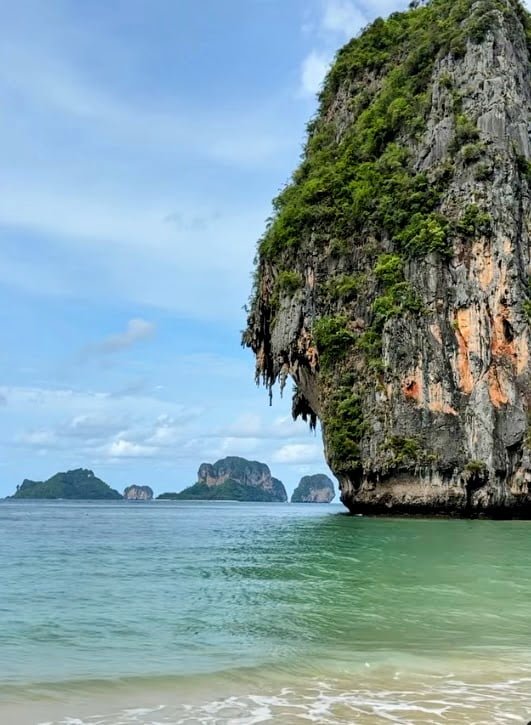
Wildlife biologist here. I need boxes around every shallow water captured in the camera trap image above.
[1,500,531,723]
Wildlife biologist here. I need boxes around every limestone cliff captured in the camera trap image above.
[244,0,531,516]
[123,485,153,501]
[291,474,336,503]
[158,457,288,502]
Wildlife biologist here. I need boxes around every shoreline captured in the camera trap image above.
[3,654,531,724]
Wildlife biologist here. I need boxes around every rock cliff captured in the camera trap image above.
[123,485,153,501]
[291,474,336,503]
[244,0,531,516]
[158,457,288,502]
[10,469,122,500]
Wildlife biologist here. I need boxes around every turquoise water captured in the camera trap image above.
[2,501,531,724]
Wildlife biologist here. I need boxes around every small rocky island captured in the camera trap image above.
[291,474,335,503]
[123,485,153,501]
[10,469,122,500]
[158,456,288,502]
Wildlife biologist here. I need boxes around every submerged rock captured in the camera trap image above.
[123,485,153,501]
[244,0,531,516]
[158,456,288,502]
[291,474,336,503]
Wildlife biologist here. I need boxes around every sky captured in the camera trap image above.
[0,0,435,498]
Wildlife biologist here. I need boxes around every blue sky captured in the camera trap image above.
[0,0,417,498]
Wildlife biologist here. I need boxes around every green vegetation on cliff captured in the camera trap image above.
[158,479,285,502]
[10,469,122,500]
[158,457,288,502]
[258,1,524,267]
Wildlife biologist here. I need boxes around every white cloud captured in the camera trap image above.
[146,414,194,447]
[5,383,299,471]
[82,319,155,359]
[217,437,262,456]
[223,413,263,438]
[109,379,150,398]
[105,439,158,458]
[322,0,367,38]
[17,430,58,446]
[298,1,367,100]
[272,414,313,437]
[300,50,331,96]
[217,412,313,440]
[299,0,414,104]
[3,384,195,455]
[272,442,323,464]
[367,0,418,12]
[62,414,130,440]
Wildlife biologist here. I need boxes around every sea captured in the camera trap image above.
[1,500,531,724]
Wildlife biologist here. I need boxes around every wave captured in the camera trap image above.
[2,659,531,725]
[30,676,531,725]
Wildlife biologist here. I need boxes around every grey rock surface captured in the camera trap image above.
[198,456,288,502]
[244,2,531,516]
[123,485,153,501]
[291,474,336,503]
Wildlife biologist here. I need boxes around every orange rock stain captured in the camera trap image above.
[488,366,509,407]
[402,378,421,402]
[472,240,494,289]
[454,308,475,395]
[427,382,458,416]
[491,306,516,360]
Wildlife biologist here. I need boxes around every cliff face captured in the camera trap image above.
[244,0,531,516]
[124,485,153,501]
[291,474,336,503]
[160,457,288,502]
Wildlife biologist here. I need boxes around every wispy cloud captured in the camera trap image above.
[108,379,151,399]
[7,384,199,460]
[300,50,330,96]
[17,430,58,447]
[0,42,296,170]
[81,319,156,360]
[0,180,265,321]
[322,0,367,37]
[220,413,313,440]
[299,0,367,98]
[298,0,412,101]
[105,439,158,459]
[61,414,131,441]
[272,442,324,464]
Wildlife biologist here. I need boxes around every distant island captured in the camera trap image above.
[9,469,123,500]
[123,485,153,501]
[158,456,288,502]
[291,474,335,504]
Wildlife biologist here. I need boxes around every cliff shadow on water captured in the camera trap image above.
[244,0,531,517]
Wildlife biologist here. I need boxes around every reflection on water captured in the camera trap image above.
[1,501,531,723]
